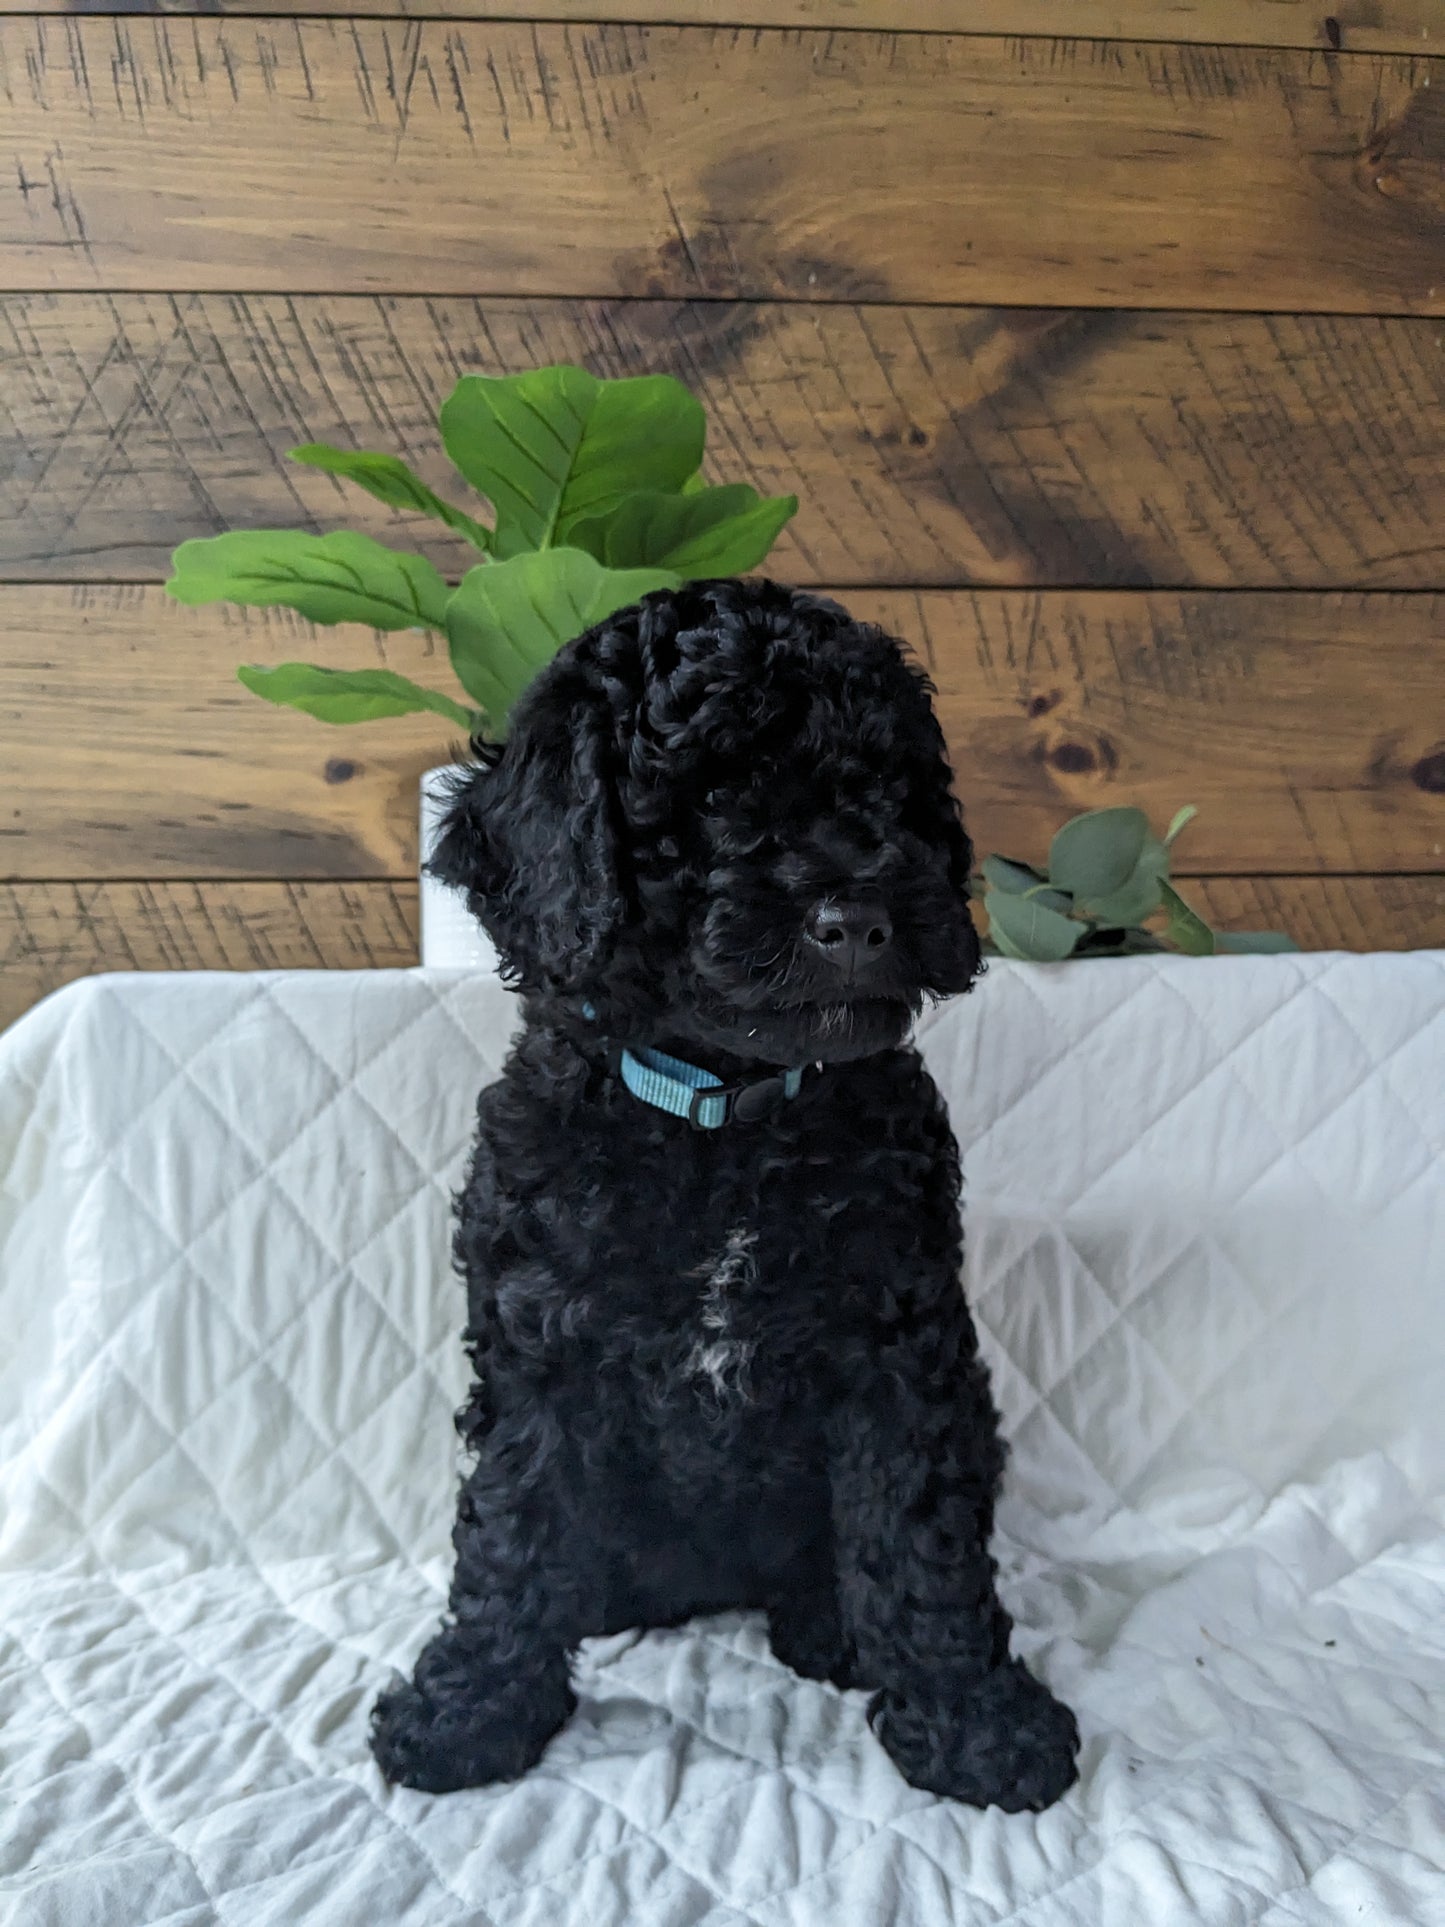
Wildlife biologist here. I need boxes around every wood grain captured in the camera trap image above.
[914,589,1445,877]
[0,587,451,881]
[0,880,419,1035]
[1187,873,1445,949]
[6,296,1444,591]
[3,585,1441,881]
[9,3,1438,58]
[4,872,1440,1038]
[4,23,1443,310]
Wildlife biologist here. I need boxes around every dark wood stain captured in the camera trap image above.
[1048,741,1100,776]
[1364,83,1445,223]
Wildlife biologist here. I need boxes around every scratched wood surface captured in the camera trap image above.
[5,22,1444,311]
[6,296,1444,590]
[4,585,1441,881]
[0,882,421,1032]
[9,4,1440,57]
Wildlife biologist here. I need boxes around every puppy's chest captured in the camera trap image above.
[627,1197,834,1414]
[676,1222,767,1406]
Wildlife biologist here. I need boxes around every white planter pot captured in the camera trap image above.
[419,766,500,972]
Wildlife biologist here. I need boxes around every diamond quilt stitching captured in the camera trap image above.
[1,957,1441,1924]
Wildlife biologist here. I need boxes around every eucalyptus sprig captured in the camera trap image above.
[978,806,1297,960]
[166,364,798,740]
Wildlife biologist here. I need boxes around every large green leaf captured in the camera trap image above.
[440,367,705,559]
[289,444,492,552]
[445,549,678,727]
[986,889,1084,962]
[1159,881,1216,956]
[168,531,450,632]
[569,484,797,577]
[236,663,474,728]
[1048,807,1150,900]
[1217,930,1300,954]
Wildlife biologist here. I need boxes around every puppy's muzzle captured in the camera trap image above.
[803,899,893,979]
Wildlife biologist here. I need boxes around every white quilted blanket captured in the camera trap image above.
[2,957,1443,1926]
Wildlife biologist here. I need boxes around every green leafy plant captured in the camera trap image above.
[166,365,798,740]
[978,806,1298,960]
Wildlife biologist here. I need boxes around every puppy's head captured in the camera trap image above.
[431,579,980,1064]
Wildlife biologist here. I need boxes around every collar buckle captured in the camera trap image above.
[687,1072,790,1130]
[687,1083,728,1130]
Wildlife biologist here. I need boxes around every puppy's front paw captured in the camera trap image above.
[871,1659,1079,1812]
[767,1599,858,1689]
[370,1671,575,1794]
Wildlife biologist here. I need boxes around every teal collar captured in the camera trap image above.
[577,1004,805,1129]
[615,1043,804,1130]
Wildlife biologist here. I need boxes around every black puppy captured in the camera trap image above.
[372,579,1079,1811]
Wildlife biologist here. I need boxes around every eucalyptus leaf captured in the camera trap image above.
[1027,886,1076,914]
[168,531,450,632]
[1165,803,1199,845]
[236,663,474,728]
[1159,881,1216,957]
[982,855,1048,896]
[440,367,705,560]
[289,444,492,552]
[986,923,1029,961]
[986,889,1084,962]
[1217,930,1301,954]
[445,548,678,727]
[1083,835,1169,925]
[1048,807,1149,900]
[987,805,1292,961]
[569,485,798,577]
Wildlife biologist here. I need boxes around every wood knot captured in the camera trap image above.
[1037,729,1118,780]
[1323,16,1343,51]
[324,758,358,785]
[1410,747,1445,794]
[1359,87,1445,216]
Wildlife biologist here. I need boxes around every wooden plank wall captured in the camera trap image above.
[2,0,1443,1030]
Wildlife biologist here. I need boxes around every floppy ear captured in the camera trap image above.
[898,656,983,987]
[897,656,975,899]
[428,675,625,991]
[939,767,976,903]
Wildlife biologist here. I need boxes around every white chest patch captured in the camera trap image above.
[686,1226,758,1403]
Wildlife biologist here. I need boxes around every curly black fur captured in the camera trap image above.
[371,579,1079,1811]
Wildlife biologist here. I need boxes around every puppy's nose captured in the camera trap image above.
[803,900,893,973]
